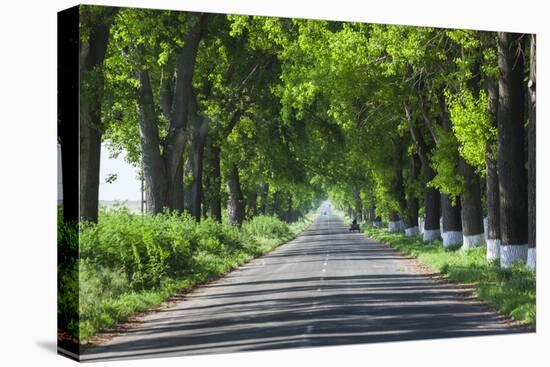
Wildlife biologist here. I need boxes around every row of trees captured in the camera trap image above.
[61,6,536,270]
[317,28,536,269]
[65,6,330,228]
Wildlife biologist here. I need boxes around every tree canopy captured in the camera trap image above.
[69,5,535,269]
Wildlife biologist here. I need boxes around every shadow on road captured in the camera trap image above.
[81,213,527,361]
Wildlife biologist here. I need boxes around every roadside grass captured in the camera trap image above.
[363,225,536,326]
[58,209,314,341]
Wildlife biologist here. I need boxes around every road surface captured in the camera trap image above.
[81,210,524,361]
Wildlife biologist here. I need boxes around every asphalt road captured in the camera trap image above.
[81,209,524,361]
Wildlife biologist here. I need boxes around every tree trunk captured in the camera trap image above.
[497,32,528,268]
[248,189,258,218]
[78,10,115,222]
[456,52,485,249]
[404,199,419,233]
[258,182,269,214]
[389,140,406,232]
[405,153,420,236]
[441,195,462,234]
[353,185,363,222]
[527,34,536,270]
[79,118,102,223]
[227,164,245,226]
[201,197,208,218]
[486,75,501,260]
[388,210,400,232]
[441,195,462,247]
[369,204,376,222]
[167,161,185,212]
[136,14,207,215]
[271,191,281,217]
[396,166,407,221]
[163,14,207,197]
[183,113,209,221]
[137,71,167,214]
[286,194,293,223]
[459,157,485,248]
[208,143,222,222]
[423,164,441,240]
[368,198,379,225]
[138,79,185,215]
[159,13,206,212]
[405,105,441,241]
[436,93,463,247]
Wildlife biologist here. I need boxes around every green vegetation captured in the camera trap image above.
[68,6,535,263]
[59,5,536,342]
[57,214,79,338]
[58,209,313,340]
[364,225,535,325]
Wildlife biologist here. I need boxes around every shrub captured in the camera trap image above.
[58,217,79,267]
[77,260,131,336]
[58,261,79,336]
[57,211,80,334]
[242,215,292,241]
[80,208,196,290]
[194,217,241,254]
[61,208,312,340]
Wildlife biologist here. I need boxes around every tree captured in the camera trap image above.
[497,32,528,268]
[404,153,421,236]
[86,10,534,274]
[202,138,222,221]
[79,5,118,222]
[443,31,500,255]
[106,10,208,215]
[226,163,245,225]
[437,97,463,248]
[405,103,441,241]
[183,89,210,220]
[485,72,501,260]
[459,54,485,249]
[142,13,207,214]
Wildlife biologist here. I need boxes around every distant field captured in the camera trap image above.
[99,200,143,213]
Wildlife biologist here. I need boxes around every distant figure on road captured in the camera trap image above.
[350,218,360,232]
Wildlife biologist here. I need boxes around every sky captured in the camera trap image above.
[99,143,141,201]
[57,143,142,202]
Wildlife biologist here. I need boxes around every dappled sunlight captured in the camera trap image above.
[82,214,523,361]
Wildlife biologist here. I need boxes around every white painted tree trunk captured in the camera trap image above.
[388,221,401,232]
[486,239,501,261]
[405,226,419,236]
[423,229,440,241]
[500,244,528,268]
[398,219,405,230]
[527,248,536,270]
[462,234,485,249]
[442,231,463,248]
